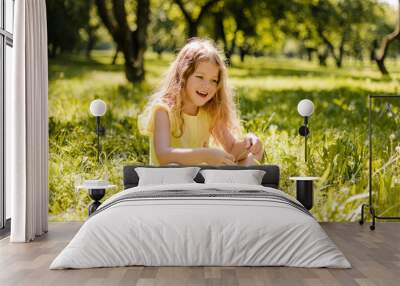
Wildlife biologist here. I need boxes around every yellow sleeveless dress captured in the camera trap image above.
[138,102,212,165]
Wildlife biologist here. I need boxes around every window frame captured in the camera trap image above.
[0,0,13,233]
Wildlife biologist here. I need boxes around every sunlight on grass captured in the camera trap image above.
[48,51,400,222]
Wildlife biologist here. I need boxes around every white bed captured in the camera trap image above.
[50,183,351,269]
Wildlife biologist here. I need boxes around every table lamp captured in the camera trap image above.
[297,99,314,162]
[89,99,107,164]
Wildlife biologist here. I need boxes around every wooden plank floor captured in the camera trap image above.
[0,222,399,286]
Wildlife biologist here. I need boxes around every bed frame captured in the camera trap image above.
[123,165,280,189]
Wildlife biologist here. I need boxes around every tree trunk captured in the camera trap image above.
[335,32,348,68]
[335,39,345,67]
[95,0,150,83]
[127,0,150,82]
[174,0,219,39]
[316,26,348,68]
[188,22,198,38]
[317,47,329,66]
[48,44,58,58]
[226,40,235,64]
[214,11,228,60]
[85,25,98,59]
[376,59,389,75]
[375,0,400,76]
[239,45,248,63]
[370,39,378,62]
[318,55,327,66]
[305,48,315,62]
[111,46,120,65]
[86,37,95,59]
[215,9,237,65]
[226,29,238,65]
[239,50,245,62]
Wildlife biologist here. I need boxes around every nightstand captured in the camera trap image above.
[76,181,116,216]
[289,177,319,210]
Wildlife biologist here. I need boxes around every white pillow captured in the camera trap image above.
[200,169,266,185]
[135,167,200,186]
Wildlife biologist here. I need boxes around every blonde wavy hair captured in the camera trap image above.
[142,38,241,140]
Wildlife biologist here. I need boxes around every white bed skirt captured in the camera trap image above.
[50,183,351,269]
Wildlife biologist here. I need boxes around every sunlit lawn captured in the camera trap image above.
[48,50,400,221]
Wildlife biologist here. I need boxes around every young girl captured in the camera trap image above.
[138,38,263,166]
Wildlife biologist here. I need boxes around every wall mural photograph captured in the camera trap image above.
[44,0,400,222]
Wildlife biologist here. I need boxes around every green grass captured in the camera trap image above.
[48,50,400,221]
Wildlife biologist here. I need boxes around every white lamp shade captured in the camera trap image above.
[297,99,314,117]
[90,99,107,117]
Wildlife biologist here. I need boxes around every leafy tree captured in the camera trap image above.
[46,0,91,57]
[212,0,290,63]
[282,0,380,67]
[95,0,150,83]
[310,0,378,68]
[374,0,400,75]
[240,1,291,60]
[148,0,186,57]
[84,2,102,59]
[174,0,220,38]
[222,0,258,62]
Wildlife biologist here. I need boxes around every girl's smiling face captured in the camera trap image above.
[184,60,220,112]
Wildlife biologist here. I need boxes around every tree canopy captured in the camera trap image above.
[47,0,400,81]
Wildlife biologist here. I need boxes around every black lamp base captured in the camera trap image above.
[296,180,313,210]
[88,188,105,216]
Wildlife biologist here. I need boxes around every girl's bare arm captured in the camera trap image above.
[213,124,264,163]
[153,109,234,165]
[212,124,250,162]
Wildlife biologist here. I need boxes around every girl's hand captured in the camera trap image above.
[207,149,235,165]
[245,133,263,159]
[230,139,251,162]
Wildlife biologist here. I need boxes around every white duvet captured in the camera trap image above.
[50,183,351,269]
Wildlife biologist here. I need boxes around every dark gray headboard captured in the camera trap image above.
[123,165,280,189]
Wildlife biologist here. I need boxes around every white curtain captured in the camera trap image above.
[7,0,48,242]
